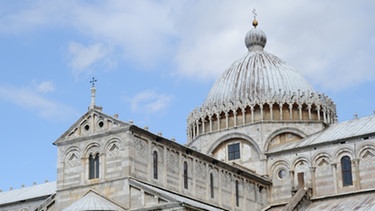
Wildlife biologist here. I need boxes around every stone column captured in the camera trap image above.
[201,118,205,134]
[225,112,229,128]
[269,103,273,121]
[279,104,283,120]
[307,104,312,120]
[352,158,361,190]
[310,166,316,196]
[298,104,302,120]
[317,106,321,121]
[260,104,264,120]
[209,115,213,132]
[216,113,221,131]
[289,104,293,120]
[331,163,338,194]
[196,120,200,136]
[289,170,295,191]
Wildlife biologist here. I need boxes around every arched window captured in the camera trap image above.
[89,153,99,179]
[210,173,214,198]
[183,161,188,189]
[153,151,158,179]
[235,180,239,207]
[341,156,353,186]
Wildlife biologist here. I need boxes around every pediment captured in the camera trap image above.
[54,109,129,145]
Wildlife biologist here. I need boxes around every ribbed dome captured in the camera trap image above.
[202,27,315,108]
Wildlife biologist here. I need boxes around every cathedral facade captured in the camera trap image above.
[1,17,375,211]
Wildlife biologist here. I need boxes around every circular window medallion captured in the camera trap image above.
[277,169,287,180]
[98,121,104,128]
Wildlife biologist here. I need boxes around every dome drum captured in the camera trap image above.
[187,92,336,142]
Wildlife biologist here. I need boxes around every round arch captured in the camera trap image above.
[334,147,354,163]
[83,142,101,157]
[206,132,262,158]
[264,127,307,152]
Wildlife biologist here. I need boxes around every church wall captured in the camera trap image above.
[128,128,270,210]
[54,128,133,210]
[189,121,325,175]
[267,136,375,204]
[55,123,270,210]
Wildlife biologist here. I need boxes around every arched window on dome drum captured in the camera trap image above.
[341,156,353,186]
[183,161,188,189]
[210,173,214,198]
[89,153,99,179]
[153,151,158,179]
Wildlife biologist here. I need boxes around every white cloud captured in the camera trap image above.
[34,81,55,94]
[0,85,78,121]
[67,42,114,78]
[1,0,374,91]
[129,90,173,114]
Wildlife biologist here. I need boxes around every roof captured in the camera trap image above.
[130,178,228,211]
[0,181,56,206]
[306,190,375,210]
[62,190,125,211]
[202,26,315,108]
[268,114,375,153]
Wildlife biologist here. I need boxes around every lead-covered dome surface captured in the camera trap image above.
[202,27,315,108]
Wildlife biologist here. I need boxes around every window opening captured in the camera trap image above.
[341,156,353,186]
[210,173,214,198]
[297,172,305,188]
[183,161,188,189]
[228,143,240,160]
[153,151,158,179]
[89,153,99,179]
[235,180,239,207]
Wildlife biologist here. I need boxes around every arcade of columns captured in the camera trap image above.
[187,91,336,142]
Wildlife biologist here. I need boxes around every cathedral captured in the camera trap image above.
[1,16,375,211]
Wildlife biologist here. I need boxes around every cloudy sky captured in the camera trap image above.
[0,0,374,191]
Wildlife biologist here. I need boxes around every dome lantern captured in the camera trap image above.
[245,10,267,51]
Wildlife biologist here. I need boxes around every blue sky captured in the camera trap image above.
[0,0,374,191]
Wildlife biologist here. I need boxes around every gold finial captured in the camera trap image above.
[252,9,258,28]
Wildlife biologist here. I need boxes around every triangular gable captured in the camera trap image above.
[62,189,126,211]
[54,109,129,145]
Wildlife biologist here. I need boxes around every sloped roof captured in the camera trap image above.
[130,178,228,211]
[0,181,56,206]
[268,114,375,153]
[306,190,375,210]
[62,190,125,211]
